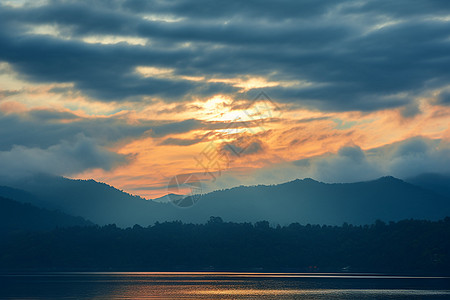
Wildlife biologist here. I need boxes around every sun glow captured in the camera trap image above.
[191,95,234,121]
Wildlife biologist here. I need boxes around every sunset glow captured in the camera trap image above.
[1,0,449,199]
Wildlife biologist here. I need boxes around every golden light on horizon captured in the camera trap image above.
[2,0,450,201]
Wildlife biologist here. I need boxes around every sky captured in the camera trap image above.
[0,0,449,199]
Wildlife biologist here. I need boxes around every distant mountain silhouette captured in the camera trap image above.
[0,185,44,206]
[406,173,450,198]
[0,174,174,227]
[184,176,450,225]
[152,193,183,203]
[0,196,92,233]
[1,174,449,226]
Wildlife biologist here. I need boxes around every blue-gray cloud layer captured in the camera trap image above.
[291,137,450,182]
[0,107,273,176]
[0,0,449,110]
[204,136,450,193]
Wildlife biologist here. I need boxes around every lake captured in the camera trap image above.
[0,272,449,299]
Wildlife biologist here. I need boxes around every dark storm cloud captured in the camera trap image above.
[0,0,450,111]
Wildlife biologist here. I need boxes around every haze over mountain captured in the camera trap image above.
[0,174,174,227]
[1,174,449,227]
[406,173,450,199]
[191,176,450,225]
[0,185,46,207]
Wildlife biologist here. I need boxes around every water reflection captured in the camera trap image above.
[1,272,449,300]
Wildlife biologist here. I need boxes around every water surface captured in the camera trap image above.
[1,272,449,299]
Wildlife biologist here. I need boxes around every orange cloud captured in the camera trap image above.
[74,95,450,199]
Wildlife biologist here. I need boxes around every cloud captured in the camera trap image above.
[382,138,450,179]
[204,137,450,192]
[0,107,228,151]
[0,32,227,101]
[0,104,283,153]
[295,137,450,183]
[220,136,265,157]
[0,109,148,150]
[0,0,449,111]
[28,108,80,121]
[122,0,339,20]
[438,90,450,106]
[0,89,20,99]
[0,134,127,178]
[160,137,203,146]
[149,119,204,138]
[312,146,381,183]
[345,0,450,18]
[1,0,450,197]
[400,101,421,118]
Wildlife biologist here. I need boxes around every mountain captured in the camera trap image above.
[182,176,450,225]
[406,173,450,198]
[152,193,184,203]
[0,174,174,227]
[0,196,92,234]
[1,174,449,226]
[0,185,44,206]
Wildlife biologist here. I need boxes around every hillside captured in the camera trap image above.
[1,175,449,226]
[0,196,92,233]
[182,176,450,225]
[0,174,173,227]
[406,173,450,198]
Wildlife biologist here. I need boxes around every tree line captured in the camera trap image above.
[0,217,449,274]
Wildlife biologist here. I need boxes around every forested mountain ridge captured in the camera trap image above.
[0,196,92,233]
[0,174,449,226]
